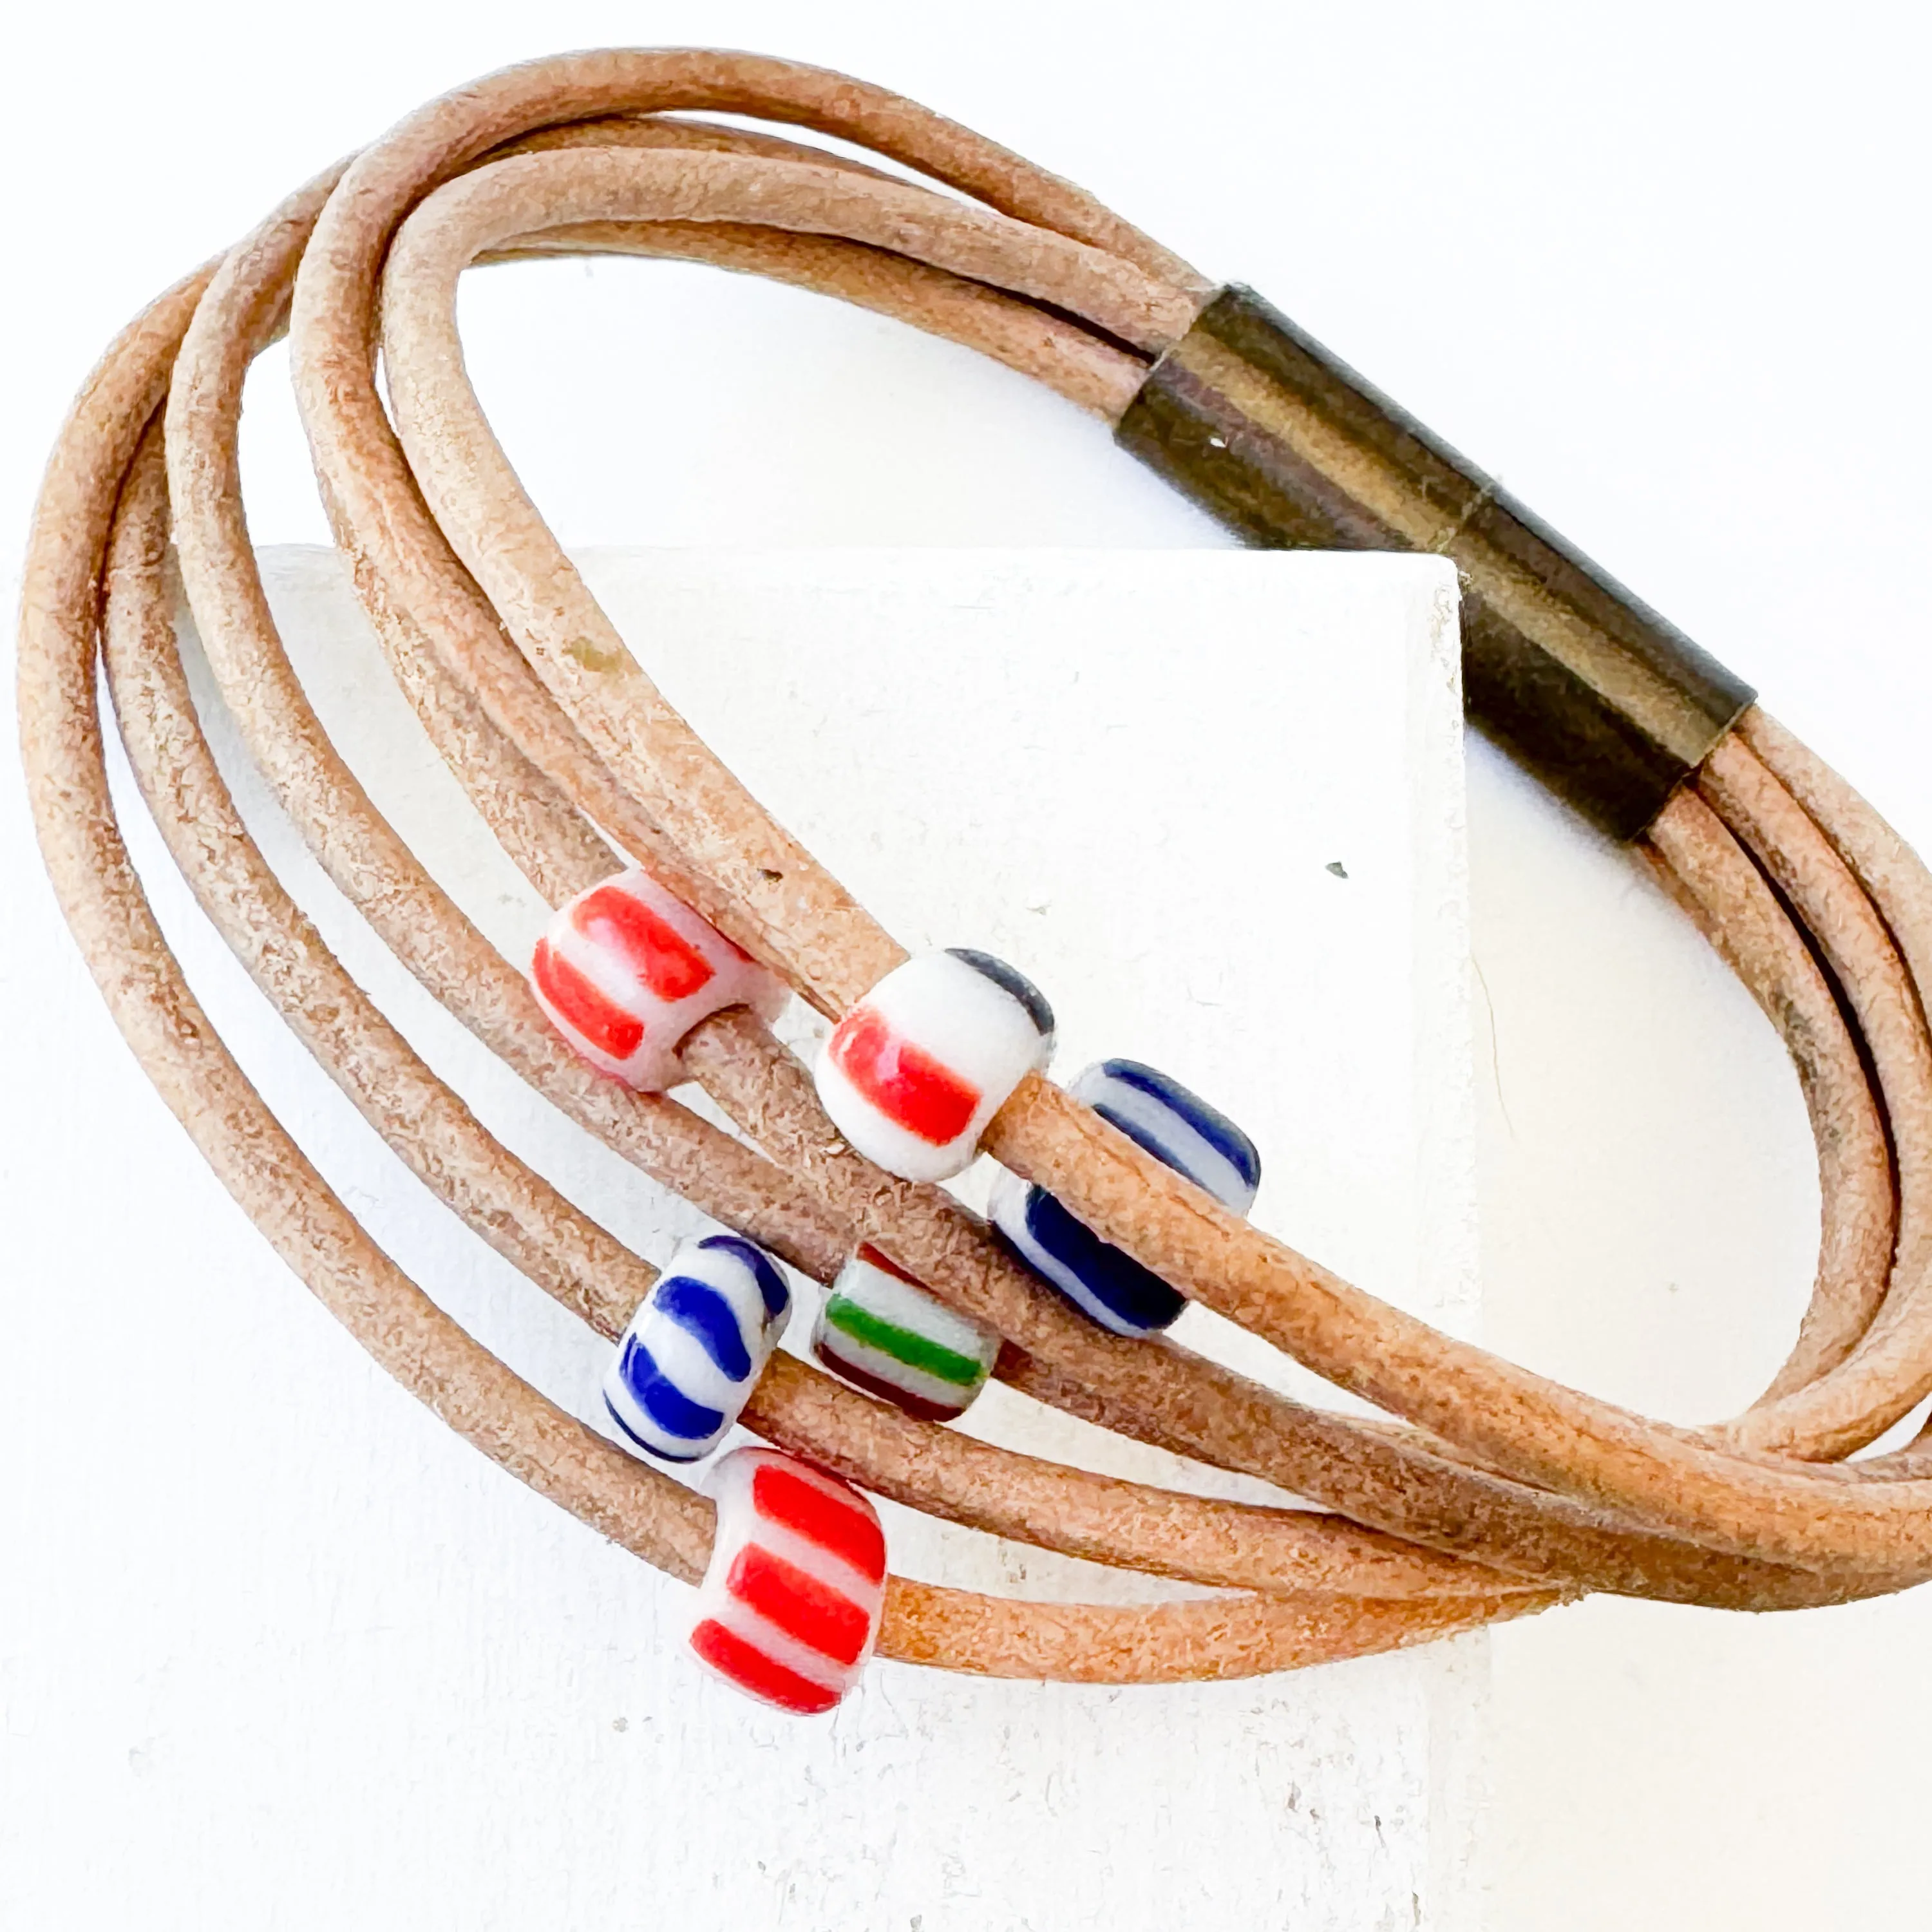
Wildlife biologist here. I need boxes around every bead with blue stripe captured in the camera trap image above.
[603,1233,792,1462]
[990,1059,1261,1337]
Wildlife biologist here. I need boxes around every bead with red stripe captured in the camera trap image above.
[688,1448,887,1715]
[529,868,788,1090]
[814,949,1055,1182]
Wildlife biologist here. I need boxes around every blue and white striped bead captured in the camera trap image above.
[990,1059,1262,1337]
[603,1233,792,1462]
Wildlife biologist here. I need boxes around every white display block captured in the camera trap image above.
[0,547,1478,1928]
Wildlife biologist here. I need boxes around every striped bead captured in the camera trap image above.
[990,1059,1262,1336]
[815,949,1055,1182]
[530,867,788,1091]
[690,1448,887,1715]
[812,1244,999,1423]
[603,1234,791,1462]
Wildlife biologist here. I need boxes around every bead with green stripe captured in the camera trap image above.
[811,1244,999,1423]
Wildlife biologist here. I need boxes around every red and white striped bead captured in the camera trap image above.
[529,868,788,1090]
[689,1448,887,1715]
[814,949,1056,1182]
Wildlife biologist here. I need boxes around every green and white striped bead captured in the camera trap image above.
[811,1245,999,1423]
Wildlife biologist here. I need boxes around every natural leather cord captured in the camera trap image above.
[19,48,1932,1686]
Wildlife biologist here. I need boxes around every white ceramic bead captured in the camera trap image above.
[689,1448,887,1716]
[812,1244,999,1422]
[814,949,1055,1182]
[529,867,788,1090]
[990,1058,1262,1336]
[602,1234,791,1462]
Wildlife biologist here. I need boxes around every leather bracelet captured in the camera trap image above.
[19,48,1932,1704]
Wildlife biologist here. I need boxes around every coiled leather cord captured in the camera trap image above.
[19,48,1932,1685]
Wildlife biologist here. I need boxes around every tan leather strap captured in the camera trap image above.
[20,50,1932,1686]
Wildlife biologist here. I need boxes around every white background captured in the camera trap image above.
[1,545,1478,1929]
[5,1,1932,1925]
